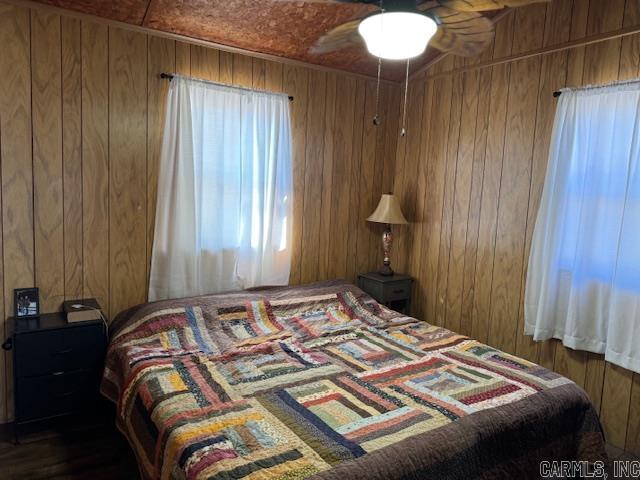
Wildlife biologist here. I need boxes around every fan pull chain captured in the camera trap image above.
[373,0,384,126]
[373,57,382,126]
[401,59,410,137]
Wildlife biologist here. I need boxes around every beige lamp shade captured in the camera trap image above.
[367,194,408,225]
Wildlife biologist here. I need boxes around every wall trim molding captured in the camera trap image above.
[415,22,640,81]
[1,0,399,85]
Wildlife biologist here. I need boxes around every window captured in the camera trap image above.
[149,77,293,301]
[525,81,640,374]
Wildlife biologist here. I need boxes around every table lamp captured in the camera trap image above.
[367,193,408,276]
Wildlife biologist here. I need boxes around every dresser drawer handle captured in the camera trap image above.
[392,289,405,294]
[53,348,73,355]
[57,390,75,396]
[51,371,65,376]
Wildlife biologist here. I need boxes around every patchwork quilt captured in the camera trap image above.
[101,281,606,480]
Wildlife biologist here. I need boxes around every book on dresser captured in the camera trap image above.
[63,298,102,323]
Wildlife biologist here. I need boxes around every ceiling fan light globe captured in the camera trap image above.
[358,11,437,60]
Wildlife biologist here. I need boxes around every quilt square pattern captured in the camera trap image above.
[103,289,573,480]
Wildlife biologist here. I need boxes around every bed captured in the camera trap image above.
[101,280,606,480]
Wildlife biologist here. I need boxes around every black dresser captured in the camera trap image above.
[5,313,107,434]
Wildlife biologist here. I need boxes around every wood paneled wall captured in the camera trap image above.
[4,0,636,448]
[0,1,400,423]
[392,0,640,454]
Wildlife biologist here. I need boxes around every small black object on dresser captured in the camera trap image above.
[3,312,107,439]
[357,272,413,315]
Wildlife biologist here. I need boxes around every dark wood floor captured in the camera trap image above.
[0,415,139,480]
[1,415,638,480]
[605,444,640,479]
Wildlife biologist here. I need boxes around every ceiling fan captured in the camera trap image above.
[303,0,551,60]
[271,0,549,134]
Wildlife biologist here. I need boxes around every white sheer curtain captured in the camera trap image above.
[525,81,640,374]
[149,77,293,301]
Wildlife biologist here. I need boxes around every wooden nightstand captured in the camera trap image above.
[357,272,413,315]
[3,312,107,438]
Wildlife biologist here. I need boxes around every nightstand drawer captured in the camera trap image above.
[358,277,385,302]
[358,272,413,315]
[16,370,97,421]
[384,281,412,302]
[14,325,105,378]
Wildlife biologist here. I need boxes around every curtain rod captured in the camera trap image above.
[553,77,640,97]
[160,73,294,101]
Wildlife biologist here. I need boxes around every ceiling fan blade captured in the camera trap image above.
[421,5,495,56]
[430,29,494,56]
[310,19,363,54]
[437,0,550,11]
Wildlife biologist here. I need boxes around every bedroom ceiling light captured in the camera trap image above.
[358,11,437,60]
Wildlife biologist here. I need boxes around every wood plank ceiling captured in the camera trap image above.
[31,0,494,80]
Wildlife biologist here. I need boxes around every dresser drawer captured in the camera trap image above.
[358,277,384,302]
[384,281,412,302]
[15,370,98,422]
[14,325,105,378]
